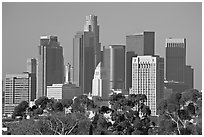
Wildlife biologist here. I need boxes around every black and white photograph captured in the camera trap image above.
[1,1,202,135]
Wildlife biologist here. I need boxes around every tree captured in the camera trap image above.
[61,99,73,108]
[52,102,63,112]
[157,89,202,135]
[12,101,29,118]
[35,96,50,109]
[33,108,43,115]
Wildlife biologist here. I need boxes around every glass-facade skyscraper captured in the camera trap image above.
[37,35,64,98]
[125,31,155,91]
[73,15,101,94]
[166,38,186,82]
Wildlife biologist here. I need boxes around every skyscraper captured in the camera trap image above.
[109,45,125,90]
[27,58,37,74]
[185,65,194,89]
[130,56,164,116]
[27,58,37,101]
[126,31,155,55]
[84,15,101,68]
[165,38,186,82]
[4,73,34,115]
[37,35,64,98]
[73,15,101,94]
[125,31,155,91]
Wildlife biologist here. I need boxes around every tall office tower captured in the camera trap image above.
[4,73,34,115]
[73,15,101,94]
[126,31,155,55]
[110,45,125,90]
[185,65,194,89]
[27,58,37,74]
[102,46,111,92]
[92,62,108,99]
[37,35,64,98]
[125,51,137,91]
[166,38,186,82]
[125,31,155,91]
[84,14,101,68]
[130,56,164,116]
[27,58,37,100]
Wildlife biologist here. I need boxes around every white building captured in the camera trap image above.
[47,84,63,100]
[92,62,109,99]
[130,56,164,116]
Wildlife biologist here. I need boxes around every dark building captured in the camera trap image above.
[73,15,101,94]
[185,65,194,89]
[37,35,64,98]
[125,51,137,91]
[164,81,189,94]
[27,58,37,101]
[125,31,155,91]
[102,46,110,92]
[166,38,186,82]
[126,31,155,55]
[109,45,125,90]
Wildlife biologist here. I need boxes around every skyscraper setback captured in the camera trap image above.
[37,35,64,98]
[73,14,101,94]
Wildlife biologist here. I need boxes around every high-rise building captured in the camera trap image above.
[73,15,101,94]
[84,14,101,68]
[37,35,64,98]
[185,65,194,89]
[165,38,186,82]
[27,58,37,74]
[109,45,125,90]
[130,56,164,116]
[102,46,111,92]
[126,31,155,55]
[27,58,37,101]
[125,51,137,91]
[4,73,35,115]
[125,31,155,91]
[92,62,108,99]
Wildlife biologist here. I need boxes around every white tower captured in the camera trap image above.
[92,62,108,98]
[130,56,164,116]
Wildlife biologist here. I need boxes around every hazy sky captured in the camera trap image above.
[2,2,202,90]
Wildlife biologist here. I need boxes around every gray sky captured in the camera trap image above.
[2,2,202,90]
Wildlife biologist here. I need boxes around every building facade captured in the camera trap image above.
[185,65,194,89]
[109,45,125,90]
[165,38,186,82]
[47,83,81,100]
[130,56,164,116]
[37,35,64,98]
[125,31,155,92]
[47,84,63,100]
[92,62,109,99]
[126,31,155,55]
[27,58,37,101]
[4,73,34,115]
[73,15,101,94]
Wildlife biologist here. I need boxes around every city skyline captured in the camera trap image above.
[2,2,202,90]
